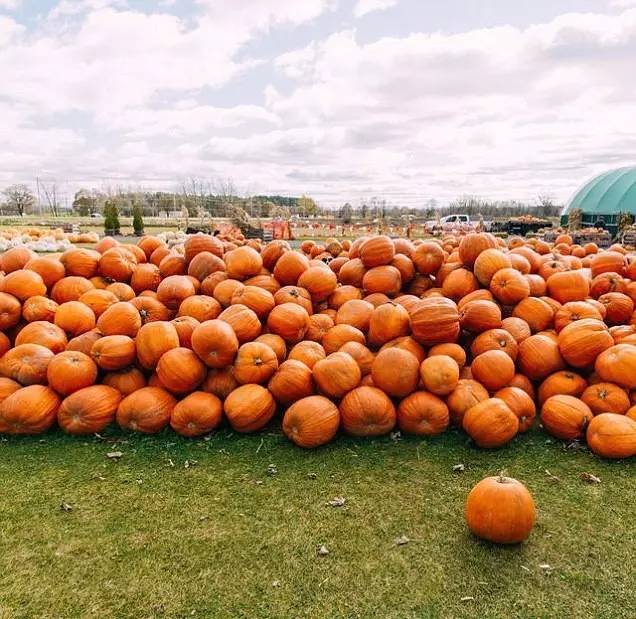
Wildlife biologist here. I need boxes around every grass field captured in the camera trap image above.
[1,426,635,619]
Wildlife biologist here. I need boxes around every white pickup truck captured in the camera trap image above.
[424,214,476,234]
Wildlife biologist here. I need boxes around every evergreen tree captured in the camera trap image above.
[103,201,120,234]
[132,202,144,235]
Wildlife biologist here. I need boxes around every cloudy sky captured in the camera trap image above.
[1,0,635,208]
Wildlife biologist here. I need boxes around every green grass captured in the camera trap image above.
[0,427,634,619]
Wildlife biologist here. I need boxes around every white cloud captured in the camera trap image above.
[0,0,20,11]
[353,0,397,19]
[611,0,636,7]
[2,2,636,206]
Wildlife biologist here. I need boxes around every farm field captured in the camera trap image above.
[1,429,635,619]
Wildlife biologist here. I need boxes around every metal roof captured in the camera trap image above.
[562,167,636,216]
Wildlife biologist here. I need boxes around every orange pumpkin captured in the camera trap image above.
[223,384,276,433]
[96,301,142,337]
[0,343,54,385]
[489,268,530,305]
[1,269,47,301]
[313,352,361,398]
[540,395,593,440]
[397,391,449,436]
[116,386,176,434]
[360,236,395,267]
[586,413,636,459]
[283,395,340,448]
[90,335,136,370]
[268,360,314,404]
[557,318,613,368]
[517,334,565,381]
[22,296,58,323]
[463,398,519,448]
[494,386,536,432]
[419,354,459,396]
[473,249,512,286]
[581,382,630,415]
[218,304,261,343]
[233,342,279,385]
[25,256,66,288]
[470,350,515,392]
[538,371,587,405]
[170,391,223,438]
[410,297,460,345]
[267,303,311,344]
[0,385,60,434]
[459,300,502,333]
[102,366,147,395]
[339,386,396,436]
[156,347,206,394]
[367,302,410,347]
[371,348,419,398]
[46,351,97,395]
[57,385,121,434]
[465,476,535,544]
[15,320,67,353]
[224,246,263,280]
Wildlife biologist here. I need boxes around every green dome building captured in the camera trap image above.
[561,167,636,235]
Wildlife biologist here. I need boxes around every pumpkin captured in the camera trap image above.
[66,329,102,355]
[91,335,136,370]
[362,265,402,296]
[97,301,142,337]
[156,347,206,394]
[253,334,286,364]
[187,251,225,283]
[459,300,502,333]
[489,268,530,305]
[410,297,460,345]
[1,269,47,301]
[99,247,137,281]
[53,301,96,337]
[201,367,238,399]
[371,348,420,398]
[397,391,449,436]
[321,324,365,355]
[367,302,410,347]
[15,320,67,353]
[0,247,36,273]
[214,279,245,307]
[494,386,536,432]
[335,299,374,332]
[428,343,465,367]
[590,272,626,298]
[218,304,261,343]
[184,234,224,262]
[419,354,459,396]
[545,270,590,304]
[470,350,515,392]
[360,235,395,267]
[458,233,498,267]
[556,318,613,368]
[465,476,535,544]
[135,321,179,370]
[57,385,121,434]
[441,268,479,301]
[233,342,279,385]
[51,276,95,304]
[224,246,263,280]
[282,395,339,448]
[0,385,60,434]
[0,344,53,385]
[473,249,512,286]
[297,266,338,302]
[77,289,118,318]
[102,366,147,395]
[46,351,97,395]
[200,272,229,296]
[581,382,630,416]
[0,377,20,404]
[590,251,626,277]
[501,317,531,343]
[411,242,444,275]
[586,413,636,459]
[288,341,326,369]
[312,351,361,398]
[156,275,196,309]
[463,398,519,448]
[176,295,221,323]
[273,251,310,286]
[306,314,333,342]
[554,301,603,332]
[598,292,634,325]
[25,256,66,288]
[339,386,396,436]
[512,297,553,333]
[267,303,311,343]
[22,296,58,323]
[517,334,565,381]
[0,292,22,330]
[538,371,587,405]
[170,391,223,438]
[116,386,176,434]
[267,359,314,404]
[130,296,171,324]
[540,395,593,440]
[223,384,276,433]
[191,319,239,368]
[594,343,636,391]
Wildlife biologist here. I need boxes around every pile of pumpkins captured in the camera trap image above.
[0,231,635,460]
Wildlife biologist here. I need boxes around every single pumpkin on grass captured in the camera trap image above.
[465,475,536,544]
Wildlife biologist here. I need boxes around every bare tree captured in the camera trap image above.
[2,184,36,216]
[40,181,61,217]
